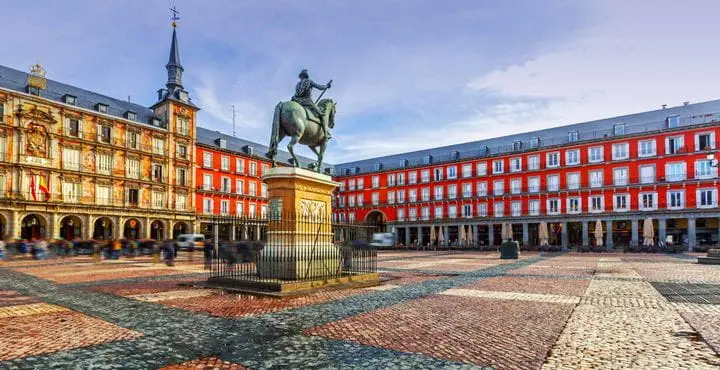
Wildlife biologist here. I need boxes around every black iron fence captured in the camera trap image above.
[207,214,378,287]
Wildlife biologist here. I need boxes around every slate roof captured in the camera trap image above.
[196,127,330,171]
[0,64,164,127]
[333,100,720,176]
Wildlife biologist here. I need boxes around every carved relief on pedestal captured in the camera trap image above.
[300,199,326,220]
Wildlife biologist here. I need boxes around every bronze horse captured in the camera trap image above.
[267,98,336,172]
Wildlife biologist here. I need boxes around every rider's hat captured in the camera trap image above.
[299,69,309,78]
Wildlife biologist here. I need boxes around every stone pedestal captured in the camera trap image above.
[257,167,341,280]
[500,240,519,259]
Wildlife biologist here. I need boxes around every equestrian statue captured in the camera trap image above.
[267,69,336,172]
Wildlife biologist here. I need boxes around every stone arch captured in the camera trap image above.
[150,220,166,241]
[0,211,8,239]
[93,217,114,240]
[364,210,387,233]
[59,215,83,240]
[124,218,142,240]
[172,221,190,239]
[20,213,48,240]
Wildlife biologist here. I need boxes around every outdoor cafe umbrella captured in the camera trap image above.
[438,226,445,245]
[539,222,550,247]
[501,222,513,241]
[594,220,604,247]
[459,225,466,246]
[465,225,474,245]
[429,225,436,245]
[643,217,655,246]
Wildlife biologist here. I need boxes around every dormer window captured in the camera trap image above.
[63,94,77,105]
[530,137,540,148]
[354,167,360,175]
[667,115,680,129]
[217,139,227,148]
[614,123,625,135]
[512,141,522,151]
[243,145,254,155]
[423,155,432,165]
[450,150,460,160]
[27,86,40,96]
[374,163,383,171]
[568,131,579,142]
[399,159,408,168]
[95,103,108,114]
[151,118,162,127]
[479,145,489,156]
[125,111,137,121]
[344,168,351,176]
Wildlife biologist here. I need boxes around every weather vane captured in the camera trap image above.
[170,6,180,27]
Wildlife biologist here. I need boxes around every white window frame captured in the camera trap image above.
[447,166,457,179]
[665,136,684,155]
[408,171,417,184]
[567,197,581,214]
[462,183,472,198]
[565,149,580,166]
[477,203,488,217]
[510,157,522,172]
[588,146,603,163]
[492,160,504,174]
[511,201,522,217]
[665,162,686,182]
[203,152,213,168]
[612,143,629,160]
[546,198,560,215]
[462,164,472,178]
[372,176,379,188]
[447,184,457,199]
[546,152,560,168]
[493,201,504,217]
[697,188,718,208]
[528,177,540,193]
[493,180,504,196]
[695,159,718,179]
[510,178,522,194]
[667,190,684,210]
[638,139,657,157]
[695,131,716,152]
[589,170,603,188]
[476,162,487,176]
[589,196,604,213]
[639,192,658,211]
[566,172,580,190]
[614,194,629,212]
[613,167,629,186]
[527,155,540,170]
[528,200,540,216]
[547,174,559,192]
[421,170,430,183]
[639,165,655,184]
[476,182,487,197]
[434,186,443,200]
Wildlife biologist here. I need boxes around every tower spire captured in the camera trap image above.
[166,6,184,90]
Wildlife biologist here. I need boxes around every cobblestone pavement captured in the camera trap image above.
[1,251,720,368]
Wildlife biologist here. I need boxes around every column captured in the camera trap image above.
[243,225,249,240]
[84,214,93,240]
[49,213,59,240]
[688,218,696,252]
[230,224,236,241]
[631,219,639,246]
[606,220,614,249]
[522,222,529,247]
[488,223,494,247]
[658,219,667,245]
[213,223,219,253]
[473,225,479,247]
[10,210,20,239]
[255,225,261,241]
[417,226,422,245]
[404,227,411,246]
[144,217,151,239]
[115,217,123,240]
[561,221,568,249]
[582,221,589,247]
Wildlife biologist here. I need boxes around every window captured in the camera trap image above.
[477,203,488,217]
[589,146,603,163]
[511,178,521,194]
[614,194,629,212]
[348,195,355,207]
[386,174,395,187]
[177,144,187,159]
[372,192,379,205]
[494,202,504,217]
[668,190,684,209]
[62,148,80,171]
[589,170,603,188]
[512,141,522,151]
[421,187,430,201]
[203,198,213,213]
[510,157,522,172]
[695,160,716,179]
[128,188,140,206]
[96,153,112,175]
[612,143,629,160]
[666,136,684,154]
[590,196,603,212]
[614,123,625,135]
[96,185,111,205]
[261,205,268,218]
[339,181,345,192]
[492,160,504,174]
[203,152,213,168]
[462,183,472,198]
[176,168,187,186]
[249,162,257,175]
[447,166,457,179]
[530,137,540,148]
[565,149,580,165]
[434,206,443,219]
[67,118,80,137]
[397,208,406,221]
[357,178,364,190]
[261,164,269,176]
[422,207,430,220]
[203,174,213,190]
[640,192,657,210]
[348,212,355,222]
[567,197,581,214]
[547,199,560,215]
[125,111,137,121]
[152,138,165,155]
[698,189,717,208]
[127,158,140,179]
[409,208,417,221]
[638,140,656,157]
[447,184,457,199]
[639,165,655,184]
[357,194,364,206]
[547,174,559,191]
[434,186,443,200]
[546,152,560,168]
[409,171,417,184]
[249,182,257,196]
[528,177,540,193]
[152,191,165,209]
[448,205,458,218]
[567,173,580,190]
[221,177,231,193]
[462,204,472,218]
[221,156,230,171]
[249,204,257,217]
[433,168,443,181]
[0,102,4,121]
[421,170,430,183]
[61,181,80,203]
[152,164,164,182]
[371,176,379,188]
[568,131,579,142]
[613,168,628,186]
[528,200,540,216]
[397,190,405,203]
[176,194,187,211]
[97,125,111,143]
[528,155,540,170]
[476,182,487,196]
[667,115,680,128]
[236,202,244,216]
[0,136,4,161]
[177,118,189,136]
[493,180,504,196]
[696,132,715,151]
[236,158,245,173]
[409,189,417,202]
[348,179,356,191]
[96,103,108,113]
[666,162,686,182]
[510,201,521,216]
[476,162,487,176]
[462,164,472,178]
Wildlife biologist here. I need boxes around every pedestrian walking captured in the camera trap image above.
[203,238,213,270]
[162,239,175,266]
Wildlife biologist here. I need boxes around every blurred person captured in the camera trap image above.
[163,239,175,266]
[0,237,6,260]
[203,238,213,270]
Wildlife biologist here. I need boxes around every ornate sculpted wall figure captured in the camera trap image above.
[26,123,48,157]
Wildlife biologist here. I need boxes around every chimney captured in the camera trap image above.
[683,101,690,106]
[661,104,667,109]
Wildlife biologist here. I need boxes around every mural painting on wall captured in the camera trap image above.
[113,151,125,176]
[26,123,47,157]
[82,147,95,171]
[141,188,151,207]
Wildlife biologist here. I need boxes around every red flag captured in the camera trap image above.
[30,175,37,201]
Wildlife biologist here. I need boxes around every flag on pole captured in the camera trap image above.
[30,175,37,201]
[38,176,50,200]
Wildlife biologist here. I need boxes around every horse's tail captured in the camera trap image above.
[267,102,282,160]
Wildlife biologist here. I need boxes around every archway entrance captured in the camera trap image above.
[172,222,189,239]
[59,216,82,240]
[124,219,141,240]
[150,220,165,240]
[0,214,7,239]
[365,211,386,234]
[93,217,113,240]
[21,214,46,240]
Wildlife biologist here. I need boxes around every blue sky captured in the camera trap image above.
[3,0,720,163]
